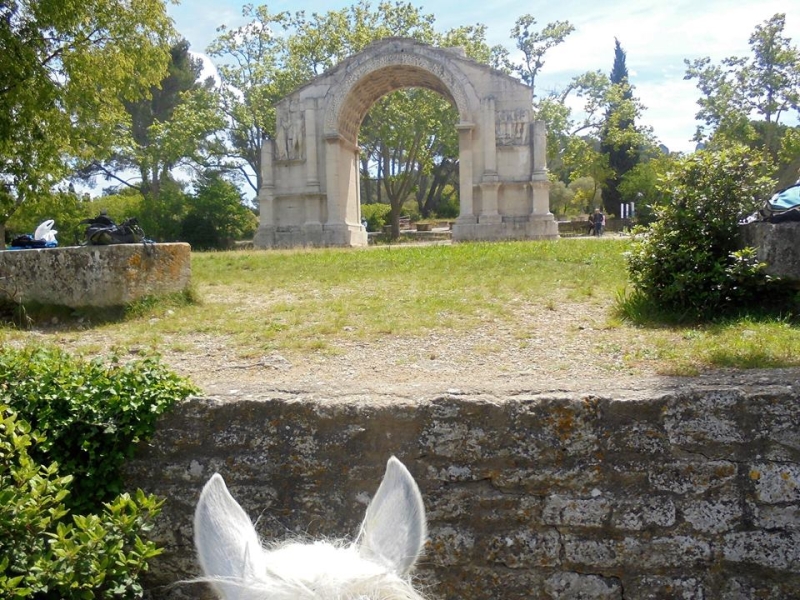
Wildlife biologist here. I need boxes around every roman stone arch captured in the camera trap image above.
[254,38,557,248]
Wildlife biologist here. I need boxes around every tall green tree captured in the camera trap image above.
[180,172,258,250]
[600,38,641,217]
[0,0,173,248]
[506,15,575,98]
[685,13,800,187]
[81,40,224,201]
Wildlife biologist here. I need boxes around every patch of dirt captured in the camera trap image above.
[61,299,795,403]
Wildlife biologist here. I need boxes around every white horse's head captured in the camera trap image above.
[194,456,428,599]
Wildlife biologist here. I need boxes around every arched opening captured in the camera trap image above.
[358,86,460,238]
[326,63,468,242]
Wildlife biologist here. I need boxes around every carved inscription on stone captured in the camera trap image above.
[495,109,529,146]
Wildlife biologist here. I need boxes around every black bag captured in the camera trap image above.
[80,214,146,245]
[10,234,47,248]
[759,183,800,223]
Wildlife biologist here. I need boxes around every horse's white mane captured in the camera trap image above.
[194,456,428,600]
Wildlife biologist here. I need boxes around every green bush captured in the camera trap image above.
[361,203,391,232]
[0,347,198,512]
[180,174,258,250]
[0,403,163,599]
[622,145,777,321]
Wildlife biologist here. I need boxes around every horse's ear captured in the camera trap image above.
[357,456,427,576]
[194,474,265,597]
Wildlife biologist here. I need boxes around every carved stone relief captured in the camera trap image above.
[275,110,305,161]
[495,109,529,146]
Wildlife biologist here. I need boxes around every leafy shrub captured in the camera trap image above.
[622,145,776,321]
[0,403,163,599]
[180,173,258,250]
[0,347,198,512]
[361,203,391,232]
[434,186,459,219]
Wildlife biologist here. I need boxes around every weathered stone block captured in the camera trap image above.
[544,572,622,599]
[749,462,800,504]
[0,243,190,307]
[739,221,800,284]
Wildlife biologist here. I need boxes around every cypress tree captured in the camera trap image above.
[600,38,639,218]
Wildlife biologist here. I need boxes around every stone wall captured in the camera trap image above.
[739,221,800,286]
[0,243,191,307]
[125,382,800,599]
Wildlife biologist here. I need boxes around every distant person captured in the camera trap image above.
[592,208,605,236]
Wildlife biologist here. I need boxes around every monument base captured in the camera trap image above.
[452,214,559,242]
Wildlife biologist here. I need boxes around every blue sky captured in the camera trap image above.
[167,0,799,154]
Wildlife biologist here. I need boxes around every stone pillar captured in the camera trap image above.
[254,140,276,247]
[455,122,476,224]
[483,97,497,175]
[324,134,343,226]
[259,140,275,227]
[304,99,319,190]
[531,120,550,215]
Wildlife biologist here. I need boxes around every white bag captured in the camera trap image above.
[34,219,58,242]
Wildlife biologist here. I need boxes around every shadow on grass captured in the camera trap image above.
[614,285,800,370]
[0,288,200,331]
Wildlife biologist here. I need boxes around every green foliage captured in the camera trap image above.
[361,203,392,232]
[622,145,779,321]
[181,173,258,250]
[138,181,189,242]
[684,13,800,185]
[0,403,163,599]
[568,177,603,214]
[548,179,578,217]
[617,155,675,225]
[0,347,197,512]
[506,15,575,93]
[0,0,173,238]
[434,187,459,219]
[89,191,146,227]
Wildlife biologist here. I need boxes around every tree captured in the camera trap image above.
[81,40,224,201]
[180,172,258,250]
[506,15,575,98]
[600,39,640,217]
[0,0,173,248]
[684,13,800,186]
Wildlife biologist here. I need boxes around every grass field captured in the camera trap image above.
[2,238,800,377]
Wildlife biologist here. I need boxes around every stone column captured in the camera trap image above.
[455,122,476,224]
[323,133,343,226]
[304,98,319,190]
[483,97,497,176]
[258,140,275,228]
[253,140,276,248]
[531,120,550,215]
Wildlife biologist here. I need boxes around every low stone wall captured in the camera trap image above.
[125,382,800,599]
[739,221,800,285]
[0,243,191,307]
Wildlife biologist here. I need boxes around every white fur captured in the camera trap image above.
[194,456,428,600]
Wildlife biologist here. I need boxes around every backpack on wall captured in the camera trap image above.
[759,183,800,223]
[80,214,146,245]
